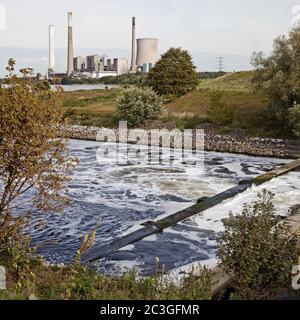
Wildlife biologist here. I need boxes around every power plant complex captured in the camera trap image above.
[48,13,159,79]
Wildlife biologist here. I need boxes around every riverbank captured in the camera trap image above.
[58,124,300,159]
[0,250,212,300]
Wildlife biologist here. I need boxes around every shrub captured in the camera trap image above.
[147,47,198,99]
[117,86,163,127]
[288,103,300,137]
[217,190,297,300]
[208,90,234,125]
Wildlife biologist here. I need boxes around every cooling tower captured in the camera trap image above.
[136,38,158,67]
[48,25,55,71]
[67,12,74,76]
[130,17,137,72]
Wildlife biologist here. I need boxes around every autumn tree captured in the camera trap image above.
[147,47,198,99]
[0,59,74,245]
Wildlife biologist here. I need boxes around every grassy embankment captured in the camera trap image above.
[0,250,212,300]
[62,71,287,138]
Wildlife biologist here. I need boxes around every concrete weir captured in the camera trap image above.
[81,182,252,264]
[81,159,300,287]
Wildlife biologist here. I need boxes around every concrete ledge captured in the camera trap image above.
[211,266,231,296]
[253,159,300,184]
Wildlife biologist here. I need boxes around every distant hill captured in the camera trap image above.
[198,71,255,92]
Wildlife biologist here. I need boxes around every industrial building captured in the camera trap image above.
[86,54,101,72]
[130,17,159,73]
[47,13,159,79]
[85,54,110,72]
[107,58,129,75]
[73,56,85,72]
[72,55,128,78]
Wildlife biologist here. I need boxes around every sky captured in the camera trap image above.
[0,0,299,74]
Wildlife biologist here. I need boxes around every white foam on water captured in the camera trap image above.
[192,171,300,233]
[107,259,142,274]
[26,139,299,273]
[166,258,218,284]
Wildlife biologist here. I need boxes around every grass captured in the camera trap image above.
[164,88,266,117]
[198,71,256,92]
[0,251,212,300]
[60,72,291,138]
[161,81,277,135]
[62,89,118,127]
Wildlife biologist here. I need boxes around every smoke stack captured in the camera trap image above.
[48,25,55,72]
[130,17,137,72]
[67,12,74,76]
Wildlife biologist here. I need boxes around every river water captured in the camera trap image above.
[28,139,300,275]
[51,84,119,92]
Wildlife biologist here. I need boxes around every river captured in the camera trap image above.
[51,84,119,91]
[27,139,300,275]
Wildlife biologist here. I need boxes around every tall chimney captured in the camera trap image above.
[130,17,137,72]
[48,25,55,72]
[67,12,74,76]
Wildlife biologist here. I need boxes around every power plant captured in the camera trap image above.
[48,13,159,79]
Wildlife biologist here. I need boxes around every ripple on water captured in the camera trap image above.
[23,140,299,275]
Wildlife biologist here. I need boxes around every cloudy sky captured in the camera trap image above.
[0,0,299,74]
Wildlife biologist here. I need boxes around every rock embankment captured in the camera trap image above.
[58,125,299,159]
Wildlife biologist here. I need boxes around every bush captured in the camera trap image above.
[117,87,163,127]
[208,91,234,125]
[147,47,198,99]
[288,103,300,137]
[217,190,296,300]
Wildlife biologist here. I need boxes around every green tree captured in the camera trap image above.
[251,26,300,125]
[117,86,163,127]
[147,47,198,99]
[217,190,296,300]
